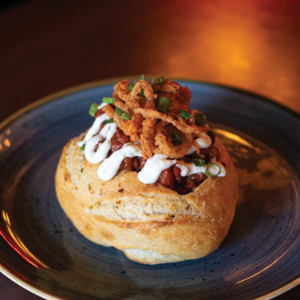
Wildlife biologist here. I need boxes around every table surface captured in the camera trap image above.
[0,0,300,299]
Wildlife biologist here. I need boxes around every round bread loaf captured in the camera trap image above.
[55,134,238,264]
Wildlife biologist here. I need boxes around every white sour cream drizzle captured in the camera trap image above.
[176,160,226,177]
[78,105,225,184]
[85,123,118,164]
[186,132,212,155]
[78,113,111,147]
[97,144,142,181]
[138,154,177,184]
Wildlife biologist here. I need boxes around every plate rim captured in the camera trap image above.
[0,76,300,300]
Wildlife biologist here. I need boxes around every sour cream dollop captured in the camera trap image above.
[78,113,111,147]
[97,144,142,181]
[186,132,212,155]
[138,154,176,184]
[85,123,118,164]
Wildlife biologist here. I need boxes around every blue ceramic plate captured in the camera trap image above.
[0,78,300,300]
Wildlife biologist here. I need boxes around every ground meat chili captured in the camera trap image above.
[173,166,182,183]
[111,129,130,152]
[200,145,221,164]
[119,157,133,171]
[157,168,175,189]
[132,157,147,172]
[154,141,221,193]
[119,156,147,172]
[108,128,220,195]
[113,129,147,172]
[132,157,140,171]
[139,157,147,169]
[156,167,207,195]
[187,145,221,164]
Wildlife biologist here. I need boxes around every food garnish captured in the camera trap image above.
[89,103,99,117]
[171,132,184,145]
[157,97,171,114]
[78,75,226,194]
[191,158,205,167]
[179,109,191,120]
[115,108,131,120]
[205,162,222,177]
[195,112,207,125]
[103,97,116,104]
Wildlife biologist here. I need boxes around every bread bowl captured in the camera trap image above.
[55,76,239,264]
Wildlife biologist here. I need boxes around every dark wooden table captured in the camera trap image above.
[1,0,300,299]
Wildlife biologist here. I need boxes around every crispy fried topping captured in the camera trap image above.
[107,77,206,159]
[141,118,157,159]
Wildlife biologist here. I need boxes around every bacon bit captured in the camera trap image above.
[111,129,130,152]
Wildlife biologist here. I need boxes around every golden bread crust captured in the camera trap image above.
[55,135,239,264]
